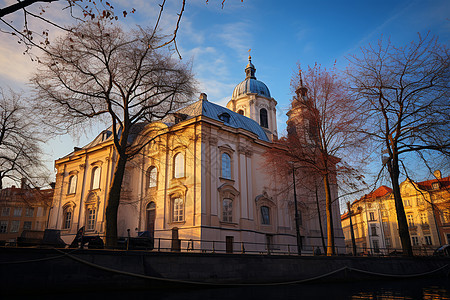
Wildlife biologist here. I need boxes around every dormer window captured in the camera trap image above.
[218,112,231,123]
[432,182,440,190]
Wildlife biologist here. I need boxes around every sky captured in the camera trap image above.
[0,0,449,187]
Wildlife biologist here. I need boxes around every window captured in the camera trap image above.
[174,153,185,178]
[223,198,233,222]
[10,220,20,233]
[432,182,440,190]
[407,214,415,227]
[0,221,7,233]
[259,108,268,128]
[35,221,42,230]
[91,167,101,190]
[148,167,157,188]
[218,112,231,123]
[416,197,424,206]
[404,199,411,207]
[370,225,377,236]
[369,212,375,221]
[1,207,10,217]
[385,238,391,248]
[37,207,43,217]
[25,207,34,217]
[63,209,72,230]
[261,206,270,225]
[372,240,380,253]
[425,236,432,245]
[411,236,419,246]
[172,197,184,222]
[237,109,244,115]
[68,175,77,194]
[13,207,22,217]
[221,153,231,179]
[23,221,32,230]
[86,208,96,231]
[420,213,428,224]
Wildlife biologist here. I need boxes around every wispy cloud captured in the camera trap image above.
[217,21,253,61]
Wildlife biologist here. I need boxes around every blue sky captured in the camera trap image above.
[0,0,449,184]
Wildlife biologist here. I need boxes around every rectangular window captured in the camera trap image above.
[172,198,184,222]
[424,236,432,245]
[23,221,32,230]
[411,236,419,246]
[385,238,391,248]
[420,213,428,224]
[35,221,41,230]
[37,207,43,217]
[261,206,270,225]
[13,207,22,217]
[407,214,415,227]
[25,207,34,217]
[372,240,380,253]
[404,199,411,207]
[10,220,20,233]
[87,209,96,231]
[369,212,375,221]
[1,207,10,217]
[370,225,377,236]
[0,221,8,233]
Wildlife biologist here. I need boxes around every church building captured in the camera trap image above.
[47,57,345,254]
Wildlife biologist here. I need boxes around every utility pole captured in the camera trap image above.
[292,165,302,255]
[347,201,357,256]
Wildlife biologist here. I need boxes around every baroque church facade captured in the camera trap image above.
[48,58,345,254]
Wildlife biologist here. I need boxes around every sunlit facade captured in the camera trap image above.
[342,172,450,255]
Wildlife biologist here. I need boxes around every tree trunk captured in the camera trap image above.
[387,157,413,256]
[323,173,335,255]
[105,153,128,248]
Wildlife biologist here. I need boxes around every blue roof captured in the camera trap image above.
[232,78,271,99]
[165,100,269,142]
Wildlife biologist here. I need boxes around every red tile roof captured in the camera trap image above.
[417,176,450,191]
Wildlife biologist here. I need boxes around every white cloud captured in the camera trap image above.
[217,21,253,61]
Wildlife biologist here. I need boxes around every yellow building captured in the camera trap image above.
[0,183,53,245]
[48,58,345,253]
[342,172,450,255]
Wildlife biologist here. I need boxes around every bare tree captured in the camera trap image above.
[31,20,196,247]
[265,64,365,255]
[347,33,450,256]
[0,88,49,189]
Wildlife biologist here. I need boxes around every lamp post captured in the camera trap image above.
[291,164,302,255]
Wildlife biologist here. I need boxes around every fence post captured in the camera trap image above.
[158,238,161,252]
[288,244,290,255]
[212,241,215,253]
[241,242,245,254]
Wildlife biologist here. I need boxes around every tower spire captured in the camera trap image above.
[245,50,256,80]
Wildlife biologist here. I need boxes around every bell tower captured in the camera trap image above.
[227,56,278,141]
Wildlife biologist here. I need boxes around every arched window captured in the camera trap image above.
[237,109,244,115]
[260,108,268,128]
[174,153,185,178]
[223,198,233,222]
[172,197,184,222]
[221,153,231,179]
[261,206,270,225]
[91,167,101,190]
[148,167,157,188]
[62,207,72,229]
[68,175,77,194]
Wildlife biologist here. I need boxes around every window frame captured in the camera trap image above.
[261,206,270,225]
[221,153,232,180]
[1,207,10,217]
[148,166,158,188]
[91,166,101,190]
[222,198,233,223]
[86,208,96,231]
[10,220,20,233]
[68,174,78,194]
[260,108,269,128]
[0,220,8,233]
[13,207,22,217]
[172,197,184,223]
[173,152,185,179]
[25,207,34,217]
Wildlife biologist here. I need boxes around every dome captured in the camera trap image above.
[231,56,271,100]
[232,78,271,99]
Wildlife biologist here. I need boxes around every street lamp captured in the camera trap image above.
[291,163,302,255]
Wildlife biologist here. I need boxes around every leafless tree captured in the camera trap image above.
[0,88,49,189]
[265,64,366,255]
[347,33,450,256]
[31,20,196,247]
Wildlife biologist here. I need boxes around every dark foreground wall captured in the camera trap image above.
[1,247,449,293]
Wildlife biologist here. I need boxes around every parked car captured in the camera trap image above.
[433,245,450,256]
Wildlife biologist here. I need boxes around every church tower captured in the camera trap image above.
[226,56,278,141]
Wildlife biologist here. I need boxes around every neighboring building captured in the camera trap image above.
[48,58,345,253]
[342,171,450,255]
[0,183,54,245]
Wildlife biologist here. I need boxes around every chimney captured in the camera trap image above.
[434,170,442,179]
[199,93,207,101]
[21,178,27,189]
